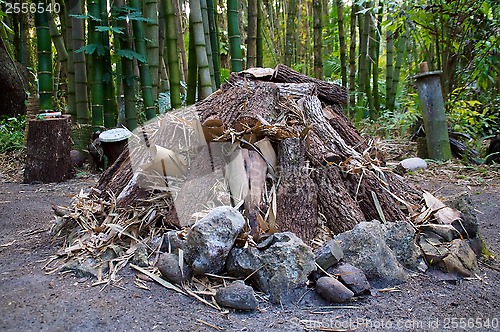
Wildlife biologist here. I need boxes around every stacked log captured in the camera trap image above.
[97,65,421,244]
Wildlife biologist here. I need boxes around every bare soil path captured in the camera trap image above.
[0,170,499,331]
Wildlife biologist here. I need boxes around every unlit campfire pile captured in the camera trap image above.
[49,65,484,309]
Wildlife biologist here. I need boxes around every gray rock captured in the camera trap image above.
[447,192,479,239]
[334,221,407,284]
[227,232,316,304]
[184,206,245,275]
[315,239,344,270]
[157,252,192,284]
[418,232,448,264]
[328,263,370,295]
[315,276,354,303]
[443,239,479,276]
[382,221,421,269]
[420,224,462,242]
[162,230,187,254]
[61,258,103,279]
[70,150,86,168]
[131,243,149,267]
[215,280,258,311]
[397,157,428,173]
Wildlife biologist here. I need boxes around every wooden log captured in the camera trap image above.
[276,138,319,243]
[197,83,278,130]
[344,171,408,223]
[323,105,369,154]
[311,166,365,234]
[23,115,73,183]
[226,73,318,100]
[300,95,361,164]
[271,64,348,105]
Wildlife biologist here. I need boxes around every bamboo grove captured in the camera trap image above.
[1,0,499,144]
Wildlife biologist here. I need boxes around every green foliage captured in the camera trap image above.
[220,68,231,83]
[0,116,26,153]
[447,89,498,138]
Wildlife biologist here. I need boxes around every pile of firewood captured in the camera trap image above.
[94,64,422,245]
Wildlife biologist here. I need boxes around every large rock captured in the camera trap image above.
[315,276,354,303]
[447,192,479,239]
[157,252,193,284]
[184,206,245,275]
[215,280,258,311]
[382,221,421,269]
[226,232,316,303]
[334,221,407,284]
[328,263,370,295]
[314,239,343,270]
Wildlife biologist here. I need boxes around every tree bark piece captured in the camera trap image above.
[276,138,318,243]
[24,116,73,183]
[243,150,268,237]
[272,64,348,105]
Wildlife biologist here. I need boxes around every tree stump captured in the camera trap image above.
[24,115,73,183]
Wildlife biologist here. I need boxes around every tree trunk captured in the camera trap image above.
[348,5,357,109]
[313,0,322,79]
[276,138,318,243]
[336,0,347,87]
[24,116,73,183]
[186,20,198,105]
[0,38,27,117]
[356,3,370,121]
[88,0,104,130]
[247,0,258,68]
[385,28,394,112]
[284,0,297,66]
[201,0,216,89]
[256,0,263,67]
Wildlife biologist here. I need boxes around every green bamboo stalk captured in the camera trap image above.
[247,0,258,68]
[129,0,158,120]
[391,28,407,112]
[88,0,104,130]
[162,0,182,108]
[35,1,53,111]
[256,0,263,67]
[115,0,138,130]
[144,0,160,99]
[101,0,118,128]
[336,0,347,86]
[70,0,90,125]
[190,0,213,99]
[206,0,221,88]
[201,0,215,89]
[356,3,371,121]
[385,29,394,112]
[348,4,357,110]
[63,4,76,124]
[371,2,383,118]
[284,0,297,67]
[313,0,322,79]
[227,0,243,72]
[186,20,198,105]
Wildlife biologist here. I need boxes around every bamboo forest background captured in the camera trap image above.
[1,0,499,147]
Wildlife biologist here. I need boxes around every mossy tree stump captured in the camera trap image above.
[24,115,73,183]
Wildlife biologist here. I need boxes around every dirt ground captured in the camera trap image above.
[0,163,499,332]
